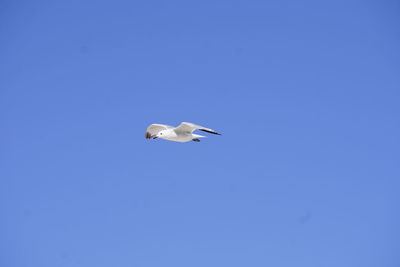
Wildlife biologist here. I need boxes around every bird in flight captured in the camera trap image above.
[145,122,221,143]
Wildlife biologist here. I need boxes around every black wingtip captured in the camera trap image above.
[145,132,151,139]
[200,129,222,135]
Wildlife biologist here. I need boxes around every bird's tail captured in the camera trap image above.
[192,134,206,139]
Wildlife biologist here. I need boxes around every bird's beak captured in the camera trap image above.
[152,135,158,139]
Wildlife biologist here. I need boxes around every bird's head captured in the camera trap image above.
[148,130,167,139]
[154,130,168,139]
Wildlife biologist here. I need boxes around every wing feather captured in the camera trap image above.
[174,122,221,135]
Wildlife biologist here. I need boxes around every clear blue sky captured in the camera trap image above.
[1,0,399,266]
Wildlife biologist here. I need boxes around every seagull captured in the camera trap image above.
[145,122,221,143]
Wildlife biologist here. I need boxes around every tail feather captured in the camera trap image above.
[192,134,206,139]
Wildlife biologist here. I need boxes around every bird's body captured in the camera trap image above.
[145,122,221,143]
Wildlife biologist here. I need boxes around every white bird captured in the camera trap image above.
[145,122,221,143]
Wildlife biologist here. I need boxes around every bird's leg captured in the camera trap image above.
[192,138,201,142]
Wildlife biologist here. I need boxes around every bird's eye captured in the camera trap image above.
[160,133,163,135]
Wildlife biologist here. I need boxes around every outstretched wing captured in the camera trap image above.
[145,124,173,139]
[174,122,221,135]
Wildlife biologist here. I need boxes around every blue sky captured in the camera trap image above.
[1,0,399,266]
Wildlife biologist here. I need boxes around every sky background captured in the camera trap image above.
[1,0,400,266]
